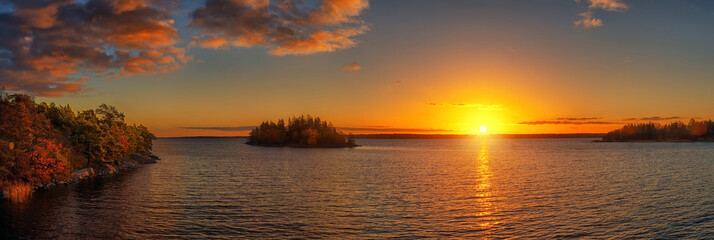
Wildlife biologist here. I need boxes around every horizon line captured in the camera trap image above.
[158,133,607,139]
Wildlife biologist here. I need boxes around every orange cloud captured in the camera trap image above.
[574,11,603,28]
[574,0,628,28]
[556,117,602,121]
[113,0,141,14]
[0,0,188,97]
[190,0,369,55]
[309,0,369,25]
[583,0,628,12]
[623,116,682,121]
[190,37,229,49]
[342,61,361,71]
[519,120,618,125]
[105,21,179,49]
[122,47,191,74]
[269,27,367,55]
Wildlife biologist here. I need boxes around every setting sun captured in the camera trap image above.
[1,0,713,239]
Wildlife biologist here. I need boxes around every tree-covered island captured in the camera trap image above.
[0,90,157,200]
[600,119,714,142]
[247,115,357,148]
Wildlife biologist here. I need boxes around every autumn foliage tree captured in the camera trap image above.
[0,93,68,185]
[0,90,155,190]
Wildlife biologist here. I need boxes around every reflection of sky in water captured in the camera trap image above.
[2,138,714,238]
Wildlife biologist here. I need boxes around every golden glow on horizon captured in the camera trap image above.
[479,125,488,133]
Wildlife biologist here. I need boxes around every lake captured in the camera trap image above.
[2,138,713,238]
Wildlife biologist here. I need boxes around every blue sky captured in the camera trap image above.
[0,0,712,136]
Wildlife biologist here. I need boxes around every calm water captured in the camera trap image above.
[2,138,714,239]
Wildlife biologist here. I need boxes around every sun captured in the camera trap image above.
[478,125,487,133]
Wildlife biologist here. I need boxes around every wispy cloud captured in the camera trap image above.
[181,126,256,132]
[574,0,628,28]
[519,120,618,125]
[189,0,369,56]
[574,11,603,28]
[556,117,602,121]
[427,103,505,111]
[342,61,361,71]
[623,116,682,121]
[0,0,190,97]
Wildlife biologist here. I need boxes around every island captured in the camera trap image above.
[0,91,157,201]
[600,119,714,142]
[247,115,358,148]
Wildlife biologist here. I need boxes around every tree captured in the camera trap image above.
[0,94,69,184]
[96,104,125,123]
[248,115,354,147]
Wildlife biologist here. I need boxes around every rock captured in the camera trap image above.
[101,164,117,175]
[131,154,157,164]
[73,168,95,180]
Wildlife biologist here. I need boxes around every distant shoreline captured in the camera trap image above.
[595,139,714,143]
[245,142,359,148]
[161,133,606,139]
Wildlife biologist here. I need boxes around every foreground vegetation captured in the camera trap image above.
[247,115,357,148]
[601,120,714,142]
[0,90,155,199]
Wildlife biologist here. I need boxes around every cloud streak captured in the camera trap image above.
[519,120,618,125]
[341,61,361,71]
[623,116,682,121]
[574,0,628,28]
[556,117,602,121]
[0,0,190,97]
[189,0,369,56]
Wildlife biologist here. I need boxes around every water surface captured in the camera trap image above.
[2,138,713,238]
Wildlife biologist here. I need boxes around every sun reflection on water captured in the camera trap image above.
[473,138,500,233]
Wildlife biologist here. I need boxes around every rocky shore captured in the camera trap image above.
[69,154,160,181]
[1,154,159,200]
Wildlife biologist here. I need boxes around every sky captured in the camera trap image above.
[1,0,713,137]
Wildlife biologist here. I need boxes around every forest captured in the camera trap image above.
[601,119,714,142]
[0,90,155,198]
[247,115,357,148]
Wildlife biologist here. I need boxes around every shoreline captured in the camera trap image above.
[594,139,714,143]
[162,133,607,139]
[0,154,159,201]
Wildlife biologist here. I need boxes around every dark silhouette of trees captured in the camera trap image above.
[247,115,357,147]
[0,90,155,192]
[602,120,714,142]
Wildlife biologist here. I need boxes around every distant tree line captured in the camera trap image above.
[602,119,714,142]
[0,91,155,190]
[247,115,356,147]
